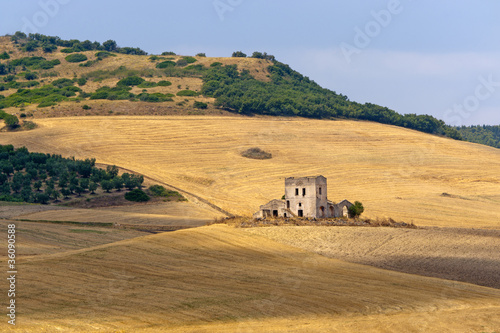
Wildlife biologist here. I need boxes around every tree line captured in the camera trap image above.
[0,144,144,204]
[202,62,463,140]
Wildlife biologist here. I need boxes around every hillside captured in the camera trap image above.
[1,224,499,332]
[2,116,500,229]
[3,32,499,149]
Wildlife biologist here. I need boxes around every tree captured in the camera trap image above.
[89,181,98,194]
[112,177,124,191]
[52,189,61,202]
[74,186,84,197]
[61,188,71,199]
[35,193,50,204]
[34,180,42,191]
[101,180,113,193]
[348,201,364,218]
[106,165,119,178]
[103,40,117,52]
[232,51,247,58]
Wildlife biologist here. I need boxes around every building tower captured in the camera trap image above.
[284,176,329,218]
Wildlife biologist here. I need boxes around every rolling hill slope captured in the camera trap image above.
[3,225,499,332]
[2,116,499,228]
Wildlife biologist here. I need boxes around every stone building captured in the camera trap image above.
[253,176,353,219]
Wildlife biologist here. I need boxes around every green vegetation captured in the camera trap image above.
[348,201,364,218]
[0,51,10,60]
[202,62,463,140]
[9,32,147,55]
[0,144,145,204]
[125,189,150,202]
[457,125,500,148]
[148,185,184,200]
[156,60,176,69]
[232,51,247,58]
[193,101,208,109]
[161,51,176,56]
[65,53,88,63]
[9,56,60,70]
[117,76,145,86]
[157,80,172,87]
[196,53,206,57]
[137,81,158,88]
[0,81,82,108]
[183,56,197,64]
[0,111,19,129]
[177,90,199,97]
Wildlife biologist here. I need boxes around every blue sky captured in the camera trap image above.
[1,0,500,125]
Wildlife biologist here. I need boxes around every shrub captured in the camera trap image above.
[82,104,91,110]
[176,59,188,67]
[183,56,197,64]
[51,78,74,88]
[232,51,247,57]
[148,185,183,199]
[241,147,272,160]
[38,101,57,108]
[176,90,199,97]
[0,52,10,60]
[61,48,75,53]
[137,81,158,88]
[157,80,172,86]
[196,53,206,57]
[43,44,57,53]
[161,51,176,56]
[348,201,364,218]
[65,53,88,63]
[24,72,38,80]
[193,101,208,109]
[117,76,145,86]
[77,77,87,86]
[95,51,116,59]
[156,60,176,69]
[125,189,150,202]
[210,62,223,67]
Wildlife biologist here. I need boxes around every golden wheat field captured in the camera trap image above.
[1,225,499,332]
[2,115,500,228]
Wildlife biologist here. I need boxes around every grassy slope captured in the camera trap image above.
[2,225,499,332]
[0,36,272,118]
[2,116,499,229]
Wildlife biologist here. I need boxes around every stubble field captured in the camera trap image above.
[2,115,499,228]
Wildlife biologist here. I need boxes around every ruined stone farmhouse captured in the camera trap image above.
[253,176,353,219]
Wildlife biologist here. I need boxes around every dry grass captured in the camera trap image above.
[209,216,417,229]
[2,116,499,229]
[1,224,499,332]
[246,226,500,289]
[15,202,221,227]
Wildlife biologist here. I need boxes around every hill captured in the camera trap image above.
[2,32,499,149]
[2,116,500,229]
[2,224,499,332]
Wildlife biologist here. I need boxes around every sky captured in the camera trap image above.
[1,0,500,126]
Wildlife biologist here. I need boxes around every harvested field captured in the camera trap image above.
[16,202,220,227]
[1,225,499,332]
[246,226,500,289]
[2,116,499,228]
[0,220,148,257]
